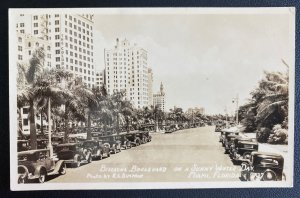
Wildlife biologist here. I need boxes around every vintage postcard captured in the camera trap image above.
[9,8,295,190]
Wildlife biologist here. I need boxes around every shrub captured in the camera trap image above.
[256,127,271,143]
[267,124,288,144]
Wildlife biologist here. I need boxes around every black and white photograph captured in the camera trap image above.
[9,8,295,190]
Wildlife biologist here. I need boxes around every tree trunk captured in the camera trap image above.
[64,103,69,143]
[87,111,92,140]
[116,114,119,135]
[29,100,37,149]
[40,112,44,135]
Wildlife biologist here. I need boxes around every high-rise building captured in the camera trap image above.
[153,82,166,112]
[95,69,105,89]
[147,68,153,107]
[104,38,151,108]
[16,13,96,88]
[16,33,52,67]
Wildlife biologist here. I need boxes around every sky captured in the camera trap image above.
[93,11,293,115]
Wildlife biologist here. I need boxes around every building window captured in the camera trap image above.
[33,23,38,27]
[55,20,59,25]
[56,57,60,62]
[55,35,60,39]
[28,42,31,47]
[34,30,38,34]
[18,46,22,51]
[55,50,60,54]
[20,30,24,34]
[20,23,24,27]
[28,50,31,55]
[55,42,60,47]
[33,15,38,20]
[55,28,60,32]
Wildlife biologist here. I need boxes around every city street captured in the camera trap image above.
[48,126,241,183]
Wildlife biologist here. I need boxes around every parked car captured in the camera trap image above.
[229,137,256,158]
[37,139,48,149]
[99,135,122,154]
[240,151,285,181]
[81,140,110,160]
[220,131,239,147]
[230,140,258,164]
[56,143,92,168]
[143,131,152,142]
[119,133,132,149]
[126,132,141,147]
[224,134,240,153]
[18,149,66,183]
[17,140,30,152]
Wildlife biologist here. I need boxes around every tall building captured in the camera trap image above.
[147,68,153,106]
[104,38,151,108]
[153,82,166,112]
[16,13,96,88]
[16,33,52,67]
[95,69,105,89]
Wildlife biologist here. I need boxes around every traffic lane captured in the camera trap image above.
[48,127,241,182]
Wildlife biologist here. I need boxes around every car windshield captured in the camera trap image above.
[18,154,36,161]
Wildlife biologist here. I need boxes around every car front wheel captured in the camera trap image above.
[18,174,26,184]
[38,170,47,183]
[59,163,66,175]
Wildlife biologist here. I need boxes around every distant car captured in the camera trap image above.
[37,139,48,149]
[81,140,110,160]
[143,131,152,142]
[56,143,92,168]
[230,140,258,164]
[241,152,285,181]
[99,135,122,154]
[18,149,66,183]
[17,140,30,152]
[215,126,222,132]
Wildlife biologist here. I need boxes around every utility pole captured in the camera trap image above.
[232,94,239,125]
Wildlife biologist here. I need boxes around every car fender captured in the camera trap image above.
[18,165,29,178]
[52,160,65,174]
[34,165,47,177]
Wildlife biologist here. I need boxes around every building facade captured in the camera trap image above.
[153,82,166,112]
[104,38,151,108]
[95,69,105,89]
[16,13,96,88]
[147,68,153,107]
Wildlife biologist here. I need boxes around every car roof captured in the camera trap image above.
[56,143,78,147]
[239,141,258,145]
[17,140,28,142]
[251,151,283,158]
[18,149,49,155]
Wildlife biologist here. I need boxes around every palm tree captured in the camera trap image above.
[17,47,45,149]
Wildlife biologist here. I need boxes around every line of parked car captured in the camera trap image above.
[17,129,152,184]
[216,125,285,181]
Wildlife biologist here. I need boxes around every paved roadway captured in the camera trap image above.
[48,126,241,183]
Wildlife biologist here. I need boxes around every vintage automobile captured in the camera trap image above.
[240,151,285,181]
[229,137,256,158]
[37,139,48,149]
[119,133,132,149]
[17,140,30,152]
[143,131,152,142]
[81,140,110,160]
[165,124,177,133]
[99,135,122,154]
[224,134,240,153]
[220,130,239,147]
[230,141,258,164]
[18,149,66,183]
[126,132,141,147]
[51,136,64,153]
[56,143,92,168]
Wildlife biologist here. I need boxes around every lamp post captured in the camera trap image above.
[232,95,239,125]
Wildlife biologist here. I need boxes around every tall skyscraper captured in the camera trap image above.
[95,69,105,89]
[147,68,153,107]
[104,38,151,108]
[15,14,96,88]
[153,82,166,112]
